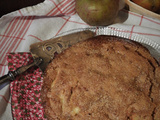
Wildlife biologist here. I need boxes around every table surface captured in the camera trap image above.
[0,0,44,17]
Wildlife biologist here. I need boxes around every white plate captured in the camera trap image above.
[56,27,160,62]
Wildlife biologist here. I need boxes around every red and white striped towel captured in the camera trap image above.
[0,0,160,119]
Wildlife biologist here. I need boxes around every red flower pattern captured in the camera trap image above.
[8,53,47,120]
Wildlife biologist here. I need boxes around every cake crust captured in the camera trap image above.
[41,35,160,120]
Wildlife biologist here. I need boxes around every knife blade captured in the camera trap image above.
[30,30,95,72]
[0,30,95,90]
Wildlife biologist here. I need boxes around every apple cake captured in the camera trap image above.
[41,35,160,120]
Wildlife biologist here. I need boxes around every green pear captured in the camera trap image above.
[75,0,119,26]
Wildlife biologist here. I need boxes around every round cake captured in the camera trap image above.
[41,35,160,120]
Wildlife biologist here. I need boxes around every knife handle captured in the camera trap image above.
[0,64,32,85]
[0,63,34,85]
[0,57,42,87]
[0,71,16,84]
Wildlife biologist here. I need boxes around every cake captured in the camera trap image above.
[41,35,160,120]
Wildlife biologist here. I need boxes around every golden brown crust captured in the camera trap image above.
[41,35,160,120]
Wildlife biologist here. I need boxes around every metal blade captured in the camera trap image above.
[30,30,95,72]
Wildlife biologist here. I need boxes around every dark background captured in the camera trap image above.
[0,0,44,17]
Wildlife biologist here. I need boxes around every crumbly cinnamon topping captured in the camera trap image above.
[41,35,160,120]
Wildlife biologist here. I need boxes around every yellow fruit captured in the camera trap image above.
[132,0,160,14]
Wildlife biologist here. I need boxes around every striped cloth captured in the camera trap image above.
[0,0,160,119]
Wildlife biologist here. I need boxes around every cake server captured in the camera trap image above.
[0,30,95,90]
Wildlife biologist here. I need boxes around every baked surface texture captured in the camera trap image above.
[41,35,160,120]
